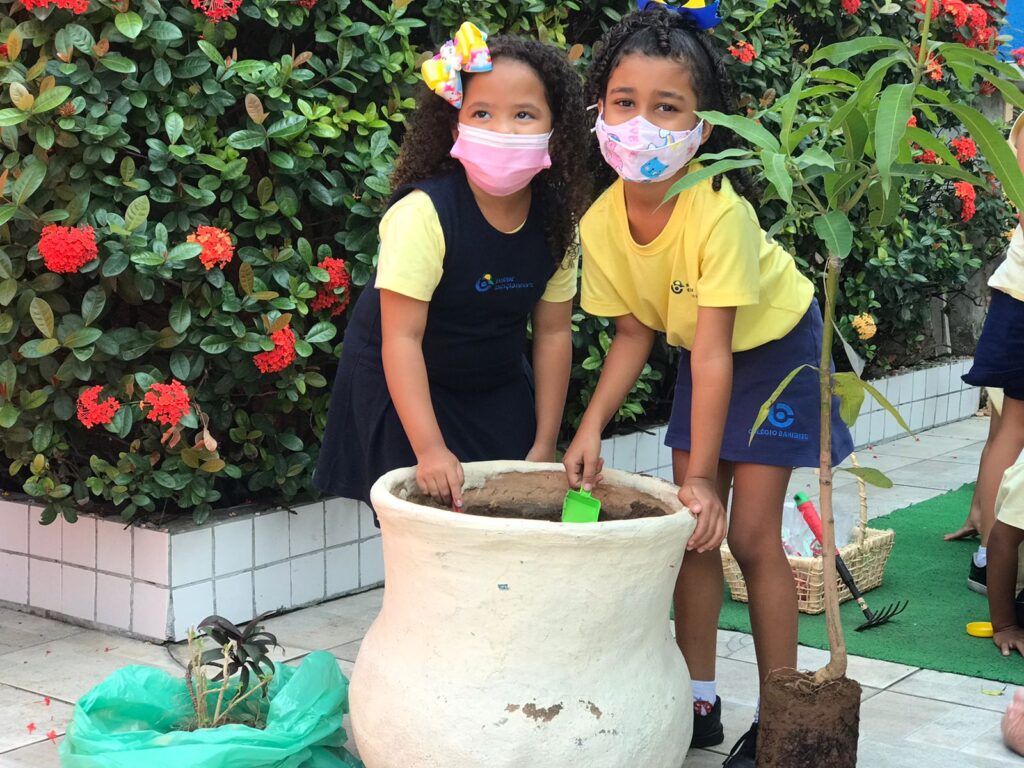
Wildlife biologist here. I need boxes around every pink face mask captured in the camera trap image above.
[450,124,553,197]
[594,112,704,183]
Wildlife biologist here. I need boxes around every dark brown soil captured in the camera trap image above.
[756,668,861,768]
[406,470,673,522]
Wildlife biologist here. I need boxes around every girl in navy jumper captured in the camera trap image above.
[315,27,591,510]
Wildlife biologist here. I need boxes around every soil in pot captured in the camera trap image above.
[406,470,674,522]
[756,668,861,768]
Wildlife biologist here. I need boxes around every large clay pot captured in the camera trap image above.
[349,461,696,768]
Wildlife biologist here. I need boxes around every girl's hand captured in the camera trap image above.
[993,626,1024,657]
[563,427,605,491]
[525,442,557,463]
[679,477,727,553]
[415,445,464,509]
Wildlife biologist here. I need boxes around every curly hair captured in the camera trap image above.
[390,36,593,266]
[585,8,758,205]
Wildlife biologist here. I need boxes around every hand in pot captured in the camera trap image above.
[562,426,605,491]
[416,445,465,509]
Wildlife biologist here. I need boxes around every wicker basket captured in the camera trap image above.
[721,454,895,615]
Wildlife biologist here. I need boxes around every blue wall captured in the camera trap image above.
[1004,2,1024,58]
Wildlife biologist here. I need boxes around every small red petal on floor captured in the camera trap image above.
[26,722,36,734]
[43,697,51,706]
[46,730,57,743]
[44,650,51,656]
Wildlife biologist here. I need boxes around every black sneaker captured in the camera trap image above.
[722,721,758,767]
[968,559,987,596]
[691,696,724,748]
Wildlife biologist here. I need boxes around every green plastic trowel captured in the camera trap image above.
[562,487,601,523]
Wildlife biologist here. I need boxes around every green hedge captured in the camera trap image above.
[0,0,1012,524]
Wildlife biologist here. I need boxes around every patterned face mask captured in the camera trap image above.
[594,112,705,183]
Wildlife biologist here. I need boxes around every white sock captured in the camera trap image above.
[692,679,717,709]
[754,699,760,723]
[975,546,988,568]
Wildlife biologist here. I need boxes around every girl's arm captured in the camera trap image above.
[680,305,735,553]
[526,298,573,462]
[563,313,656,489]
[380,289,464,507]
[1017,127,1024,228]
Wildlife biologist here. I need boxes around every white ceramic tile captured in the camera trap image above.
[887,375,903,406]
[658,427,672,469]
[94,573,131,630]
[869,410,885,445]
[960,720,1024,764]
[213,517,253,576]
[215,572,254,626]
[28,517,60,561]
[922,396,938,429]
[962,388,980,418]
[27,559,60,612]
[95,518,131,576]
[59,517,95,570]
[0,499,29,554]
[290,503,325,556]
[59,566,94,622]
[612,432,638,473]
[131,582,170,639]
[266,589,382,649]
[170,527,212,586]
[254,510,289,566]
[254,562,291,615]
[635,430,660,473]
[911,369,926,401]
[171,581,215,640]
[0,553,28,604]
[290,552,325,606]
[328,638,362,662]
[325,498,360,547]
[132,527,169,586]
[729,645,916,689]
[925,366,941,398]
[358,503,378,538]
[890,669,1017,713]
[326,543,360,597]
[905,702,1003,752]
[600,438,614,465]
[908,399,925,432]
[882,411,902,442]
[656,466,674,482]
[359,537,384,587]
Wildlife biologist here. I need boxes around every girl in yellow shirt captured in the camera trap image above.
[562,4,852,765]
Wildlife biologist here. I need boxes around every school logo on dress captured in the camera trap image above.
[474,273,535,293]
[671,280,696,297]
[767,402,795,429]
[752,401,809,443]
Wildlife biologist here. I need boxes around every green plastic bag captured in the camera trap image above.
[59,650,363,768]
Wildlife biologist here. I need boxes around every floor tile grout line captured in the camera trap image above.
[0,735,56,755]
[0,681,75,706]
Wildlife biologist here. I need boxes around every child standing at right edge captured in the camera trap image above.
[562,3,853,765]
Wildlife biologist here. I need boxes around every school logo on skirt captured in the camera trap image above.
[475,273,535,293]
[754,401,809,442]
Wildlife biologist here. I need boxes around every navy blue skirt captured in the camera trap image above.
[665,300,854,468]
[962,288,1024,402]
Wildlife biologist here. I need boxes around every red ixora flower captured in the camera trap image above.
[727,41,757,64]
[77,386,120,429]
[841,0,861,14]
[954,181,976,222]
[23,0,89,13]
[979,81,996,96]
[310,257,352,317]
[190,0,242,22]
[950,136,977,163]
[254,326,297,374]
[38,225,98,274]
[965,3,989,29]
[141,380,191,427]
[0,44,8,59]
[187,226,234,270]
[915,0,940,17]
[915,146,940,164]
[907,115,918,128]
[942,0,969,25]
[295,0,316,7]
[1013,48,1024,68]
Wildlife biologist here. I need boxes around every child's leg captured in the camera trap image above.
[672,449,733,683]
[979,396,1024,547]
[727,462,798,683]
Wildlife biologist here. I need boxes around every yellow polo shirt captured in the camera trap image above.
[374,191,578,303]
[580,174,813,351]
[990,112,1024,302]
[995,457,1024,592]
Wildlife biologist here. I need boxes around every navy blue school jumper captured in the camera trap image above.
[313,171,556,506]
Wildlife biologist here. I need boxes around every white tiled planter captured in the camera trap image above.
[604,357,979,476]
[0,496,382,642]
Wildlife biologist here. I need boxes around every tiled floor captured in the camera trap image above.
[2,418,1021,766]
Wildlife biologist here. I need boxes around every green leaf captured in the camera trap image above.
[124,195,150,232]
[30,297,54,338]
[905,127,958,166]
[20,388,47,410]
[813,211,853,259]
[165,112,184,144]
[147,20,183,42]
[939,103,1024,213]
[695,110,780,152]
[665,158,760,200]
[19,338,59,358]
[197,39,225,66]
[81,285,106,326]
[114,11,143,39]
[838,466,894,489]
[874,83,915,196]
[154,58,172,87]
[169,298,191,334]
[778,73,807,152]
[239,262,254,296]
[832,372,866,427]
[860,379,912,437]
[749,364,815,445]
[12,161,46,205]
[762,151,793,204]
[278,433,303,451]
[31,86,72,115]
[266,115,307,140]
[0,403,17,428]
[64,327,102,349]
[0,109,29,127]
[809,36,903,66]
[200,336,233,354]
[305,321,336,344]
[228,129,266,150]
[99,55,137,74]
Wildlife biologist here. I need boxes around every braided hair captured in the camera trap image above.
[585,7,758,205]
[391,35,593,267]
